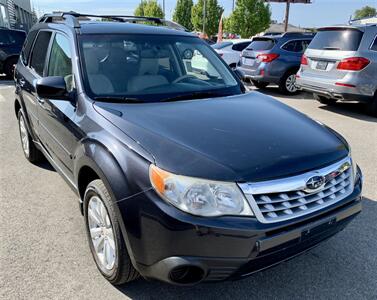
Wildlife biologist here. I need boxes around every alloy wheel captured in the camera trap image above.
[19,115,30,157]
[285,74,298,93]
[87,196,117,272]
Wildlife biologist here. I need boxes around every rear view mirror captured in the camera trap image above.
[36,76,70,100]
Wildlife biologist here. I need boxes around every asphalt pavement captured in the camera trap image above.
[1,79,376,299]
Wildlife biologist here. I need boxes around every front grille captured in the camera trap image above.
[239,157,354,223]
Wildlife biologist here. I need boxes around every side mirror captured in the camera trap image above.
[36,76,70,100]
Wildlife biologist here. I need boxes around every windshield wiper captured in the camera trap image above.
[93,96,144,103]
[160,91,221,102]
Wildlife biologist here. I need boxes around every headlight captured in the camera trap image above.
[149,165,253,217]
[348,147,357,183]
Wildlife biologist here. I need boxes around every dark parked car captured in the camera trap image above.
[15,13,362,286]
[237,32,314,94]
[0,27,26,78]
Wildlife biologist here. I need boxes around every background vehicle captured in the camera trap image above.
[296,25,377,116]
[212,40,252,69]
[15,12,362,287]
[0,27,26,78]
[237,32,314,94]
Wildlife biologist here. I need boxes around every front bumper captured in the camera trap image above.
[118,171,362,285]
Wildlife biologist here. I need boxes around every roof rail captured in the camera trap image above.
[281,31,315,38]
[38,12,171,29]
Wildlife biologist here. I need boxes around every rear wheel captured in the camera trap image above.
[367,93,377,117]
[18,111,44,163]
[279,71,298,95]
[251,80,269,89]
[229,63,237,70]
[84,179,139,285]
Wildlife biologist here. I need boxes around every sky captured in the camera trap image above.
[32,0,376,28]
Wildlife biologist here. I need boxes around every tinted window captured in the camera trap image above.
[308,29,363,51]
[282,41,296,52]
[246,38,275,51]
[212,42,232,50]
[371,36,377,51]
[232,42,251,52]
[8,31,26,44]
[48,34,74,91]
[30,31,52,76]
[20,30,38,65]
[0,31,11,45]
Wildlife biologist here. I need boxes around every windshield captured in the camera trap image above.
[308,29,363,51]
[79,34,241,102]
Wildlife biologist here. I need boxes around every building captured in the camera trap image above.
[0,0,35,31]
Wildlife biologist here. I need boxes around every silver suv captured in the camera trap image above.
[296,25,377,116]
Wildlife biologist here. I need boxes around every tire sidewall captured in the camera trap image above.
[84,181,122,281]
[280,71,299,95]
[17,111,30,160]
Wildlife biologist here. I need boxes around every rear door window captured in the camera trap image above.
[8,31,26,44]
[30,31,52,76]
[246,39,275,51]
[308,29,363,51]
[20,30,38,65]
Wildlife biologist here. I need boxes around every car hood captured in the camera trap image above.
[93,92,348,182]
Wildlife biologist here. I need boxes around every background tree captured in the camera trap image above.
[191,0,224,37]
[354,6,376,19]
[173,0,194,31]
[134,0,164,18]
[227,0,271,38]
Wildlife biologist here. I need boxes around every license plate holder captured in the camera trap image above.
[301,217,336,239]
[316,61,328,70]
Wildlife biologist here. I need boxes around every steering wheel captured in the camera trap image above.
[172,75,197,84]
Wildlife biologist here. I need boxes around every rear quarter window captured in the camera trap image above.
[246,39,275,51]
[232,42,251,52]
[308,29,363,51]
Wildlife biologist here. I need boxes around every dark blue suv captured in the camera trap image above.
[237,32,314,94]
[0,27,26,78]
[15,13,362,286]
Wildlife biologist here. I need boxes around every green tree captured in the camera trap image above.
[173,0,194,31]
[134,0,164,18]
[191,0,224,37]
[354,6,376,19]
[228,0,271,38]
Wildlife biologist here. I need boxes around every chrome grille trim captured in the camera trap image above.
[238,157,354,223]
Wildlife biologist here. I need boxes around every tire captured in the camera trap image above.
[229,63,237,70]
[251,80,269,89]
[367,94,377,117]
[84,179,139,285]
[18,111,44,163]
[279,71,299,95]
[4,57,17,79]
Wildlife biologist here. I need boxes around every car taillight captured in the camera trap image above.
[301,54,308,65]
[337,57,369,71]
[257,53,279,63]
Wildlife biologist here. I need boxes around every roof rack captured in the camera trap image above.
[38,12,172,29]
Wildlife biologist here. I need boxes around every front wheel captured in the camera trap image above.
[251,80,269,89]
[4,57,17,79]
[279,72,299,95]
[84,179,139,285]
